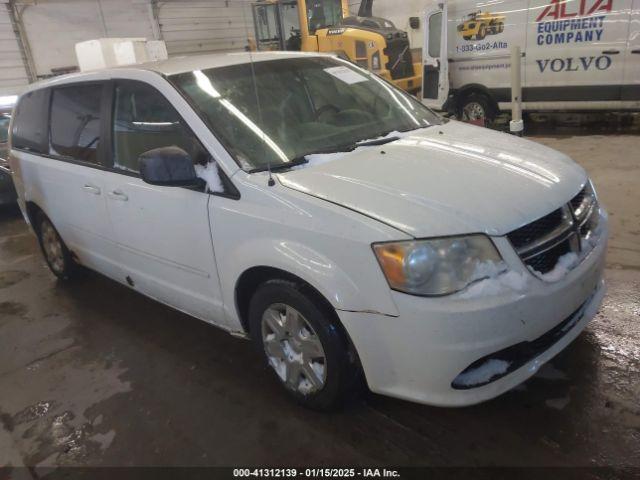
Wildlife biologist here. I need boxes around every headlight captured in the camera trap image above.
[372,235,503,296]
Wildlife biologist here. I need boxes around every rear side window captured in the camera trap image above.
[50,84,103,164]
[11,89,50,153]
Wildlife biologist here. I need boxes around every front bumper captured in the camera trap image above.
[339,216,608,407]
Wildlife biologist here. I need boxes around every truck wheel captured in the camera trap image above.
[463,35,472,40]
[35,212,77,280]
[249,279,360,411]
[477,25,487,40]
[458,92,496,125]
[498,22,504,33]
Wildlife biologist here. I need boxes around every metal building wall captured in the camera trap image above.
[19,0,156,79]
[0,1,30,95]
[157,0,253,56]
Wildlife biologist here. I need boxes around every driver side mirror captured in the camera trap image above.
[409,17,420,29]
[139,146,200,187]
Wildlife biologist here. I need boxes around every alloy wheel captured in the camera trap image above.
[261,303,327,395]
[41,221,65,274]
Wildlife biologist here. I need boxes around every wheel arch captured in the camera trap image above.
[453,84,499,116]
[235,266,339,336]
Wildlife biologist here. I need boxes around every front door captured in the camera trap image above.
[422,4,449,109]
[622,0,640,101]
[102,79,225,325]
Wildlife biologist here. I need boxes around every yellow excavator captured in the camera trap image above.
[251,0,422,94]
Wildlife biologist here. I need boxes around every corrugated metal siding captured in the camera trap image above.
[21,0,156,78]
[0,2,29,95]
[158,0,253,56]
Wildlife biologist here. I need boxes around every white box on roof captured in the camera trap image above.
[75,38,168,72]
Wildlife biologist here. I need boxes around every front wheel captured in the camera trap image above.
[249,279,359,410]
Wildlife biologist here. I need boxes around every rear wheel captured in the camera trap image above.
[458,92,496,126]
[36,212,76,280]
[477,24,487,40]
[249,279,359,410]
[463,35,472,40]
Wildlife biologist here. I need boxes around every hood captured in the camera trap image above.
[278,121,587,238]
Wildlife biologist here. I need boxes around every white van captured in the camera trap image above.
[418,0,640,120]
[10,52,607,409]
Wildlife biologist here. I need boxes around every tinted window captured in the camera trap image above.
[50,85,103,163]
[0,115,10,143]
[112,81,209,173]
[428,13,442,58]
[11,89,49,153]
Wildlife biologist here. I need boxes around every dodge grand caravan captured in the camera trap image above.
[9,52,607,409]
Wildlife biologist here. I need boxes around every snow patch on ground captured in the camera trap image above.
[455,359,511,387]
[195,162,224,193]
[457,261,528,300]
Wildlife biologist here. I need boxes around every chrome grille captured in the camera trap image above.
[507,184,599,275]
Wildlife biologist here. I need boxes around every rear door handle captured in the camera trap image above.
[632,49,640,54]
[83,184,101,195]
[602,49,620,54]
[109,190,128,201]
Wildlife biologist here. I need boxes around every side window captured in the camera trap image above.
[112,81,209,173]
[50,85,103,163]
[11,89,50,153]
[428,13,442,58]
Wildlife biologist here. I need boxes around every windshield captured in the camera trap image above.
[0,115,10,143]
[307,0,343,33]
[171,57,441,171]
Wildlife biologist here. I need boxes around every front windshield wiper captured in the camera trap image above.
[356,136,400,147]
[248,156,310,173]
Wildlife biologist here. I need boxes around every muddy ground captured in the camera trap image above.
[0,129,638,476]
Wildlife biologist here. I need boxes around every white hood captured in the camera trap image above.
[278,121,587,238]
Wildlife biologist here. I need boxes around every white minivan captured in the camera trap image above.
[418,0,640,120]
[9,52,607,409]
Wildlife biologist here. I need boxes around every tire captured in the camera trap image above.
[458,92,496,125]
[35,212,77,280]
[477,25,486,40]
[249,278,359,410]
[463,35,472,40]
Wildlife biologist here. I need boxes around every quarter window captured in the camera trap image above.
[50,85,103,164]
[11,89,50,153]
[112,81,208,173]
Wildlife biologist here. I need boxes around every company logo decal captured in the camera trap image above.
[536,0,612,45]
[456,10,505,41]
[536,55,612,72]
[327,28,346,36]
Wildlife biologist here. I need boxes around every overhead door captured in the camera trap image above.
[158,0,253,56]
[0,2,29,95]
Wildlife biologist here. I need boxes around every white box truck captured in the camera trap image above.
[402,0,640,120]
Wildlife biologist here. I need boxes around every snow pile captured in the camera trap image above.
[533,251,579,283]
[455,359,511,387]
[195,162,224,193]
[457,260,528,300]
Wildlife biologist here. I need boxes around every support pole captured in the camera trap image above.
[510,45,524,136]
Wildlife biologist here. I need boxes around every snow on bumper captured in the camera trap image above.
[339,222,607,407]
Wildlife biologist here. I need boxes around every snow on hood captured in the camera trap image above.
[278,121,587,238]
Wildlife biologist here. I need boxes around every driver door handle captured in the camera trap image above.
[83,184,101,195]
[109,190,128,201]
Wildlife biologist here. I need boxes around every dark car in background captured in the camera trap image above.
[0,105,17,206]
